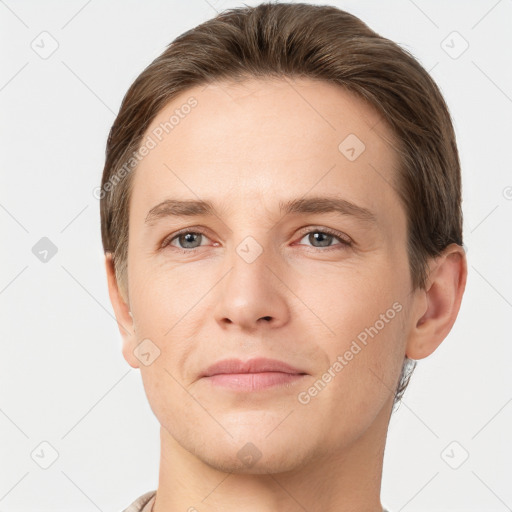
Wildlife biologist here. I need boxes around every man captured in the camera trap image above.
[100,3,467,511]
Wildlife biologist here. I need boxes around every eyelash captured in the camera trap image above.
[160,226,353,254]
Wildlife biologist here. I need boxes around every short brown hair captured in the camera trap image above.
[100,2,463,407]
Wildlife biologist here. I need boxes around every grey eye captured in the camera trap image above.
[303,232,335,247]
[174,232,204,249]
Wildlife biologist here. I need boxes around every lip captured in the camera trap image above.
[201,357,306,377]
[200,357,308,391]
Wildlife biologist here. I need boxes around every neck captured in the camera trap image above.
[152,400,392,512]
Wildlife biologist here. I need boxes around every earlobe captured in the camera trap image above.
[406,243,468,360]
[104,252,140,369]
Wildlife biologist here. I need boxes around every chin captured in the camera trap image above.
[178,424,320,475]
[198,442,313,475]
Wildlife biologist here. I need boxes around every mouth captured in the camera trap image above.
[200,357,308,392]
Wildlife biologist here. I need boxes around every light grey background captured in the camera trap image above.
[1,1,511,511]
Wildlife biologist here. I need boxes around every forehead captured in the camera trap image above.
[129,77,402,227]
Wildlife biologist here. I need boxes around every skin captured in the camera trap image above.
[105,77,467,512]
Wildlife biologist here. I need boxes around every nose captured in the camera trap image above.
[214,241,290,332]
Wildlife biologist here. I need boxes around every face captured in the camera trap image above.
[121,77,420,472]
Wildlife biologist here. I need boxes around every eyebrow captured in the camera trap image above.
[144,196,377,226]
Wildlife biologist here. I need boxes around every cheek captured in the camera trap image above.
[130,259,209,328]
[294,256,404,336]
[301,261,408,396]
[129,264,215,383]
[139,362,198,441]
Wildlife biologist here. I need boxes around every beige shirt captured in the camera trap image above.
[122,490,391,512]
[122,490,156,512]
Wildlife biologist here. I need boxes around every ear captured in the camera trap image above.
[406,243,468,360]
[104,252,140,369]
